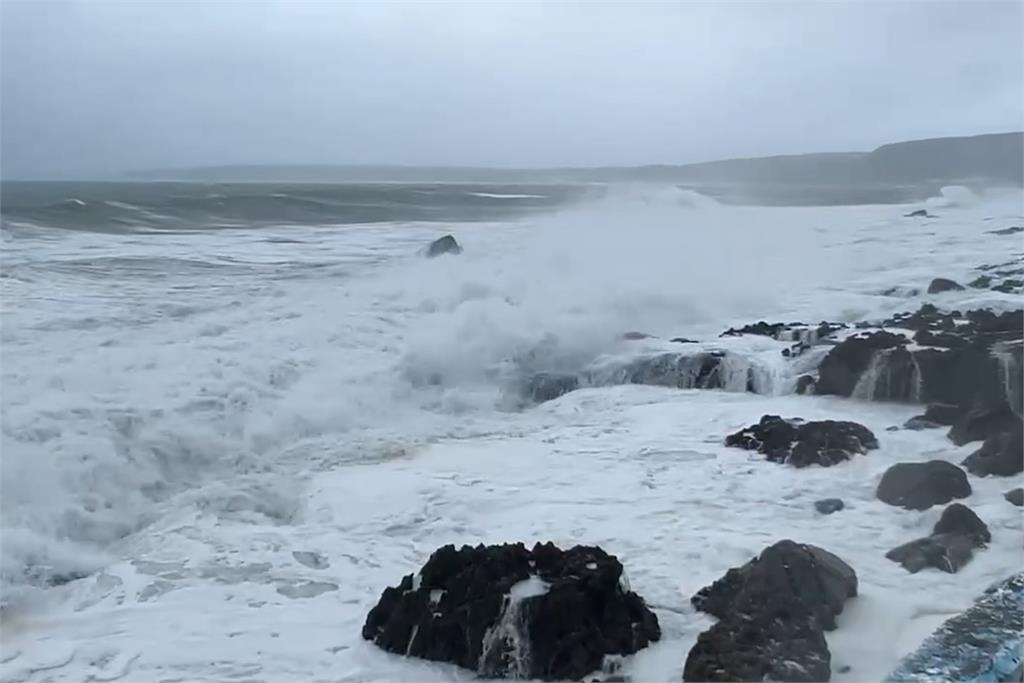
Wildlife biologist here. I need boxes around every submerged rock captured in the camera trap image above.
[988,226,1024,236]
[362,543,660,681]
[876,461,971,510]
[425,234,462,257]
[685,540,857,682]
[927,278,965,294]
[904,209,932,218]
[814,498,845,515]
[725,415,878,467]
[886,504,990,574]
[903,416,941,430]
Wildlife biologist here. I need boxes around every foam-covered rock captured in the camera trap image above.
[725,415,878,467]
[362,542,660,681]
[876,461,971,510]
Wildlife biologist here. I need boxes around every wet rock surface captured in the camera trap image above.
[425,234,462,257]
[886,504,990,574]
[362,542,660,681]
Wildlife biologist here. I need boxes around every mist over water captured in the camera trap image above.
[0,183,875,593]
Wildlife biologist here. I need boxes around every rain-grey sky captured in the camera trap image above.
[2,0,1021,178]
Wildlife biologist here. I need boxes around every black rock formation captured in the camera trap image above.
[362,542,660,681]
[684,540,857,682]
[1005,488,1024,506]
[725,415,878,468]
[961,423,1024,477]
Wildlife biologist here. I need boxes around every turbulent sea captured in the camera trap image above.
[1,180,1022,682]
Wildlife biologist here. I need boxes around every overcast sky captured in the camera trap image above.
[1,1,1021,178]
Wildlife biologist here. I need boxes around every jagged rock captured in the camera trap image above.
[362,542,660,681]
[876,461,972,510]
[720,321,845,349]
[903,416,941,430]
[928,278,966,294]
[684,540,857,682]
[796,375,816,395]
[961,424,1024,477]
[923,403,966,426]
[669,337,699,344]
[683,596,832,682]
[948,403,1021,446]
[988,226,1024,236]
[815,498,845,515]
[524,372,579,404]
[886,504,990,574]
[725,415,878,468]
[905,209,931,218]
[1005,488,1024,506]
[426,234,462,257]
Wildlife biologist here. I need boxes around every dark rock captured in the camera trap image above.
[928,278,966,294]
[621,331,652,340]
[796,375,816,395]
[815,331,909,397]
[683,595,832,682]
[961,424,1024,476]
[886,504,989,574]
[903,416,941,430]
[691,540,857,631]
[992,278,1024,293]
[426,234,462,257]
[886,533,980,574]
[362,542,660,681]
[815,498,845,515]
[720,321,845,350]
[1005,488,1024,506]
[881,285,921,297]
[816,306,1022,410]
[524,372,579,404]
[684,540,857,682]
[948,403,1021,446]
[988,226,1024,236]
[725,415,878,468]
[721,321,789,338]
[669,337,699,344]
[586,351,738,391]
[923,403,966,426]
[905,209,931,218]
[969,275,993,289]
[876,461,971,510]
[933,503,991,544]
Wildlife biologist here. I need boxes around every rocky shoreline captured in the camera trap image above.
[357,237,1024,681]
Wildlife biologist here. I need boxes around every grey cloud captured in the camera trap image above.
[1,0,1021,178]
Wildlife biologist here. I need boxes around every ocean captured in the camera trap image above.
[1,180,1021,681]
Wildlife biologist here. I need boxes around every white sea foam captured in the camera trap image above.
[1,185,1022,681]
